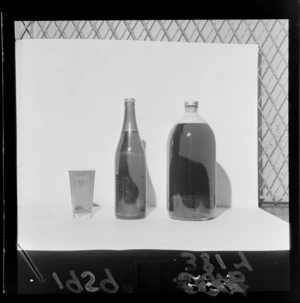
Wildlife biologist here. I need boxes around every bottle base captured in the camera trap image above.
[168,212,215,221]
[115,213,146,220]
[72,209,92,219]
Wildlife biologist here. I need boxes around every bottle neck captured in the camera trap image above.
[122,102,138,132]
[185,104,198,113]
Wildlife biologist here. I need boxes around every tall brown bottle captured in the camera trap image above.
[167,101,216,220]
[115,98,146,219]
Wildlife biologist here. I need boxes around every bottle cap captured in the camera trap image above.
[184,101,198,107]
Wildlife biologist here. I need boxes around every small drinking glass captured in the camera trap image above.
[69,170,95,218]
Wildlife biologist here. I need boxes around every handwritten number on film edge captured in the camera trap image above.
[81,271,100,292]
[52,269,119,293]
[175,251,252,296]
[181,252,197,271]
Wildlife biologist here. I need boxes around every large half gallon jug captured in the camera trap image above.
[167,101,216,220]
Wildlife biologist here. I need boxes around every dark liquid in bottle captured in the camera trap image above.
[115,131,146,219]
[168,123,215,220]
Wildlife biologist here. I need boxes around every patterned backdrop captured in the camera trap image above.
[15,20,289,203]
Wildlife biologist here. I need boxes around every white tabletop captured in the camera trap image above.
[18,205,289,252]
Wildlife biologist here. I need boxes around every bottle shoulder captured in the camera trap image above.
[168,122,216,146]
[169,121,215,133]
[177,112,206,124]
